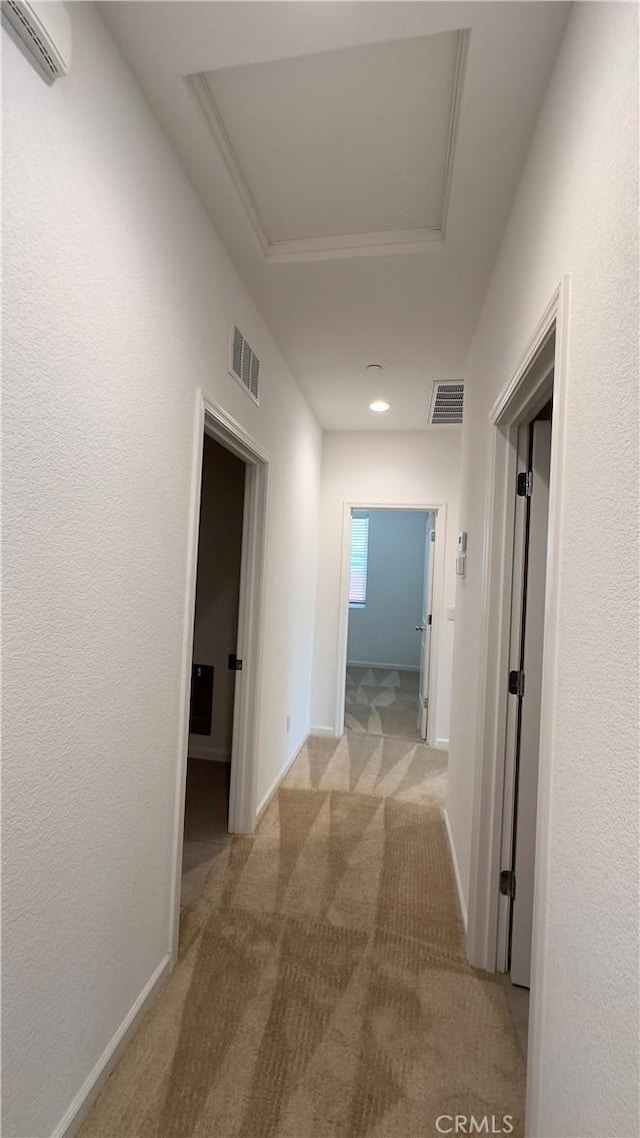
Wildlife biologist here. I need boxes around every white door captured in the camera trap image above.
[510,418,552,988]
[417,517,436,740]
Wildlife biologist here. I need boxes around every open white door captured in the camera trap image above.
[417,517,436,740]
[509,418,552,988]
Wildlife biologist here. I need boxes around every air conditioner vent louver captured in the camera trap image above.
[230,325,260,403]
[2,1,72,81]
[429,382,464,425]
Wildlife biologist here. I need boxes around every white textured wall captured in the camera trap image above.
[447,4,639,1136]
[312,431,461,745]
[2,8,321,1136]
[347,510,429,670]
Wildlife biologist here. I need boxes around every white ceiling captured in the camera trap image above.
[100,2,570,431]
[197,30,461,247]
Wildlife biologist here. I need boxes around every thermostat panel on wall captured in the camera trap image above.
[456,532,467,576]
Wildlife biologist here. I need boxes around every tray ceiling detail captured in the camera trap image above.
[101,1,571,429]
[188,31,467,263]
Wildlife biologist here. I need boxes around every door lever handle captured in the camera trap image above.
[415,625,427,631]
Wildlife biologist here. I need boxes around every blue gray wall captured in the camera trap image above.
[347,510,430,669]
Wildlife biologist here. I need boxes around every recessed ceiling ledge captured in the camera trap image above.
[264,227,444,264]
[186,30,465,264]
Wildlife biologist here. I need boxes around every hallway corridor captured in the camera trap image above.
[81,735,524,1137]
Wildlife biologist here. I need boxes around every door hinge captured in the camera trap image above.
[508,669,525,698]
[228,654,243,671]
[517,471,533,497]
[430,530,436,542]
[500,869,516,899]
[423,696,428,709]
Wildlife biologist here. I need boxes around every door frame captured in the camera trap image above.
[497,423,532,972]
[464,277,570,1131]
[418,516,437,739]
[507,417,553,988]
[333,501,446,747]
[168,390,270,965]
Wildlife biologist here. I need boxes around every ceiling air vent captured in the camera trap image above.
[230,325,260,404]
[428,382,464,425]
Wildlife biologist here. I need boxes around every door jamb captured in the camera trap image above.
[464,276,570,1134]
[333,502,446,747]
[495,423,531,972]
[168,390,269,966]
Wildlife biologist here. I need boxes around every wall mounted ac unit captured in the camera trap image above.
[2,1,72,81]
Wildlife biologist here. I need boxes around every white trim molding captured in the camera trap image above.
[186,33,467,264]
[54,955,170,1138]
[443,808,468,931]
[187,742,231,763]
[255,733,311,818]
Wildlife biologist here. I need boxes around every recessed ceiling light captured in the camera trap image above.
[369,400,390,413]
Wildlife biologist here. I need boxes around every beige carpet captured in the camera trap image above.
[81,735,525,1138]
[344,668,422,741]
[181,758,231,908]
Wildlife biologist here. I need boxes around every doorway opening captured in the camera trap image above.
[181,434,245,908]
[169,393,269,963]
[343,508,436,743]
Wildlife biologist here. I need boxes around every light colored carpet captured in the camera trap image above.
[80,735,525,1137]
[345,667,422,741]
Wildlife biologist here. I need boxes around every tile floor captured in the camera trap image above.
[180,758,231,908]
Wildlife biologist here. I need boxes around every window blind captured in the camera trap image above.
[349,514,369,605]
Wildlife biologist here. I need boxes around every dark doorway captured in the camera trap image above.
[181,434,245,908]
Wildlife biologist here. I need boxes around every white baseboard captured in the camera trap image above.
[443,808,468,932]
[309,726,338,738]
[255,733,310,820]
[346,661,419,673]
[187,739,230,762]
[54,953,171,1137]
[435,737,450,751]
